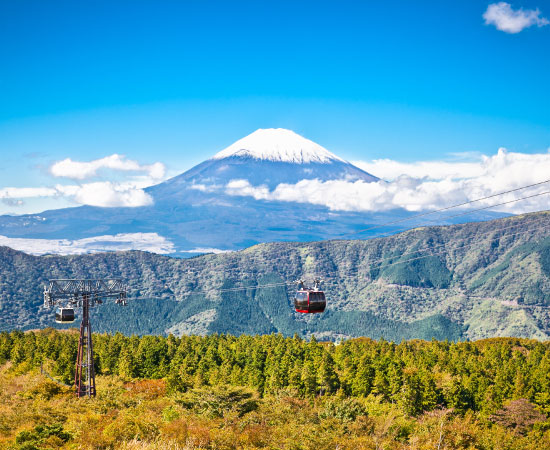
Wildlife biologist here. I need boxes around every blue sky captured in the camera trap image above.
[0,0,549,214]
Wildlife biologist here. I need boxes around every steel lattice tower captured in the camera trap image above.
[44,279,128,398]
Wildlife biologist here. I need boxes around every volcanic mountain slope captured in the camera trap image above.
[149,128,377,197]
[0,128,502,255]
[1,211,549,341]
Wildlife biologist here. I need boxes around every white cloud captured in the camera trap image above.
[0,233,175,255]
[351,159,485,180]
[0,187,58,199]
[483,2,549,33]
[189,183,223,193]
[50,154,166,180]
[222,148,550,214]
[0,182,153,208]
[180,248,233,254]
[56,182,153,207]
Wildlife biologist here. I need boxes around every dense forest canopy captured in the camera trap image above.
[1,330,550,449]
[2,330,550,416]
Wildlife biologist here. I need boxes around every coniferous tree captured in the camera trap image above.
[351,355,374,397]
[398,372,422,416]
[317,353,339,395]
[118,346,139,379]
[301,359,317,396]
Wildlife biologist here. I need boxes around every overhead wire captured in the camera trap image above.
[131,219,550,301]
[339,178,550,239]
[342,191,550,244]
[139,188,550,298]
[2,180,550,332]
[120,210,550,302]
[361,216,550,268]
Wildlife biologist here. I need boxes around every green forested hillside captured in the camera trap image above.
[2,331,550,449]
[1,211,550,340]
[2,330,550,415]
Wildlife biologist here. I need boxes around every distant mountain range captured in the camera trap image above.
[1,211,549,341]
[0,128,504,256]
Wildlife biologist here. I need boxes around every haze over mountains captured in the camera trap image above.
[0,128,505,256]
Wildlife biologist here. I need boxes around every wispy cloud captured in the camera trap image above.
[351,159,485,181]
[2,199,24,207]
[50,154,165,180]
[222,148,550,214]
[0,232,175,255]
[483,2,549,33]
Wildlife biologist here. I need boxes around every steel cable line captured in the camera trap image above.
[3,222,548,333]
[361,223,550,273]
[169,191,550,296]
[132,221,550,302]
[339,178,550,239]
[411,191,550,227]
[342,179,550,237]
[3,183,550,332]
[205,194,550,281]
[40,362,72,388]
[352,215,550,268]
[329,222,550,281]
[327,191,550,249]
[122,189,550,301]
[211,180,550,271]
[340,192,549,247]
[12,220,549,332]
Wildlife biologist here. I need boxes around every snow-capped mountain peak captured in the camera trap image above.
[211,128,346,164]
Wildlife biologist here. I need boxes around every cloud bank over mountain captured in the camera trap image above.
[205,147,550,214]
[0,154,167,209]
[0,233,175,255]
[2,129,548,215]
[0,129,547,256]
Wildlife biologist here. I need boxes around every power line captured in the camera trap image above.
[40,362,72,388]
[416,191,550,228]
[171,191,550,296]
[366,224,549,272]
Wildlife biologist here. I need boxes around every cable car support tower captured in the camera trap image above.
[43,279,128,398]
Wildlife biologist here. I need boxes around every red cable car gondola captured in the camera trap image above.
[293,279,326,314]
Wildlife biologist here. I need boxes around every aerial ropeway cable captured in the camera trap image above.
[339,177,550,239]
[1,178,549,332]
[111,212,550,318]
[133,185,550,302]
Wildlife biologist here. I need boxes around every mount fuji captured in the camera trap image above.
[0,129,502,256]
[149,128,377,200]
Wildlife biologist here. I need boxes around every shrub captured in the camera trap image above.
[14,423,71,450]
[176,386,258,418]
[318,397,368,422]
[490,399,547,434]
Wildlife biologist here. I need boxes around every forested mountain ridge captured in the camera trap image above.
[1,211,550,341]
